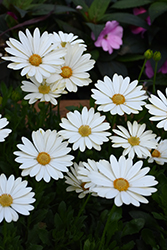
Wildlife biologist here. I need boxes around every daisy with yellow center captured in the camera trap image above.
[21,77,67,105]
[14,129,74,183]
[58,106,111,152]
[145,88,167,131]
[91,73,147,116]
[110,121,157,159]
[52,31,86,49]
[2,28,65,83]
[47,43,95,92]
[0,174,35,223]
[65,162,97,198]
[147,137,167,165]
[88,155,158,207]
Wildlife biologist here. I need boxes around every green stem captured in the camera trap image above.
[138,58,147,83]
[57,97,61,121]
[112,114,117,129]
[3,221,7,248]
[98,205,116,250]
[75,193,91,223]
[153,61,158,94]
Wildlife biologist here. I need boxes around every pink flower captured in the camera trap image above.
[131,7,151,36]
[93,21,123,54]
[145,60,167,78]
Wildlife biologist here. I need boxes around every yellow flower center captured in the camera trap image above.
[128,136,140,146]
[29,54,42,66]
[38,84,51,94]
[152,149,161,158]
[78,125,91,137]
[60,66,73,78]
[81,182,89,191]
[37,152,51,165]
[61,41,67,47]
[112,94,125,105]
[113,178,129,191]
[0,194,13,207]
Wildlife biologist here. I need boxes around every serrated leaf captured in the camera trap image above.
[112,0,153,9]
[88,0,110,22]
[101,13,149,28]
[149,2,167,23]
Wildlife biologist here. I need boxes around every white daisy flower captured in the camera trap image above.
[65,162,92,198]
[52,31,86,49]
[110,121,157,159]
[58,106,111,152]
[77,159,109,192]
[21,77,67,105]
[88,155,158,207]
[47,43,95,92]
[0,174,35,223]
[2,28,65,83]
[14,129,74,183]
[91,74,147,116]
[147,137,167,165]
[0,114,12,142]
[145,88,167,130]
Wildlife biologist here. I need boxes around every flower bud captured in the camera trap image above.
[153,51,161,62]
[144,49,153,60]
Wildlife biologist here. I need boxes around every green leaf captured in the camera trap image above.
[88,0,111,22]
[149,2,167,23]
[32,4,76,15]
[117,54,144,62]
[97,60,128,78]
[122,218,145,236]
[101,13,149,28]
[86,22,105,40]
[141,228,157,247]
[27,244,43,250]
[112,0,153,9]
[121,241,135,250]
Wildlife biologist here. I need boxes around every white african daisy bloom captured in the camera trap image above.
[21,77,67,105]
[47,43,95,92]
[77,159,109,192]
[110,121,157,159]
[14,129,74,183]
[91,74,147,116]
[52,31,86,49]
[147,137,167,165]
[0,114,12,142]
[0,174,35,223]
[2,28,65,83]
[58,106,111,152]
[88,155,158,207]
[65,162,92,198]
[145,88,167,130]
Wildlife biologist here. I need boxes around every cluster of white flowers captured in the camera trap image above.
[3,27,167,222]
[3,28,95,105]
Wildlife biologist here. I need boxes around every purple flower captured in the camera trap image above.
[145,60,167,78]
[131,7,151,36]
[93,21,123,54]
